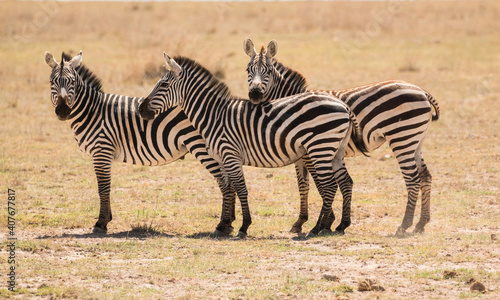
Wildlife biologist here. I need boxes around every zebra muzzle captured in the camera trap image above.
[248,88,264,104]
[55,102,72,120]
[139,98,156,120]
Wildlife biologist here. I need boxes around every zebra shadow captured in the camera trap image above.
[35,230,231,240]
[35,230,176,240]
[35,230,307,241]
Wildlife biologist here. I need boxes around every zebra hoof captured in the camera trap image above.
[224,226,234,235]
[92,226,107,234]
[289,226,302,234]
[394,226,407,238]
[220,226,235,236]
[234,231,247,239]
[413,226,425,234]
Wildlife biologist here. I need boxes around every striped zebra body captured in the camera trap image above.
[139,54,364,238]
[44,51,235,234]
[243,39,440,237]
[324,81,440,157]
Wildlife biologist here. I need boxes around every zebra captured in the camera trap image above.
[139,53,367,238]
[44,50,236,234]
[243,38,441,237]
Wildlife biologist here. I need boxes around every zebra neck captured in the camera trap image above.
[67,85,104,132]
[180,81,228,141]
[267,61,307,101]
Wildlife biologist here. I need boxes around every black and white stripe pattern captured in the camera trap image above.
[243,39,440,237]
[139,54,365,238]
[44,51,235,234]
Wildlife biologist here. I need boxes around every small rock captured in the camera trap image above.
[466,278,476,284]
[358,279,385,292]
[322,273,340,282]
[379,154,391,161]
[266,174,273,178]
[358,280,371,292]
[470,281,486,293]
[443,270,457,279]
[491,234,497,240]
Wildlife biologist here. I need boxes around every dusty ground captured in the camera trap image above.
[9,222,499,299]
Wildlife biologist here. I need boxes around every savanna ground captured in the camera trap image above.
[0,0,499,299]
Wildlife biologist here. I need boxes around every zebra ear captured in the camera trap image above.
[44,51,58,68]
[266,40,278,58]
[243,37,257,58]
[163,52,172,71]
[68,50,83,68]
[169,58,182,77]
[163,52,181,77]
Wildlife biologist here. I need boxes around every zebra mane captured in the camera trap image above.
[272,59,308,93]
[173,56,234,100]
[61,52,104,92]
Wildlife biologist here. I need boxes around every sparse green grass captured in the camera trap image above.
[1,0,499,299]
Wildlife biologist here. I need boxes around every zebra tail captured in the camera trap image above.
[426,92,441,122]
[348,109,369,157]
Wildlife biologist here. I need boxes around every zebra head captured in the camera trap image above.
[139,52,183,121]
[243,38,278,104]
[44,51,83,121]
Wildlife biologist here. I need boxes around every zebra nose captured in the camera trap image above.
[249,82,263,92]
[56,94,69,107]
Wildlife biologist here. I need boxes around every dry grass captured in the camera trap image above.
[0,1,499,299]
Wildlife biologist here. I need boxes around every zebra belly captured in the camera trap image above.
[113,144,189,166]
[242,146,306,168]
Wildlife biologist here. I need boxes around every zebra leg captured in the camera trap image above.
[414,156,432,234]
[292,156,337,235]
[307,162,337,235]
[214,178,237,237]
[307,182,336,238]
[305,157,337,238]
[290,159,310,233]
[332,158,354,235]
[183,141,237,237]
[224,159,251,239]
[394,158,422,238]
[92,158,113,234]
